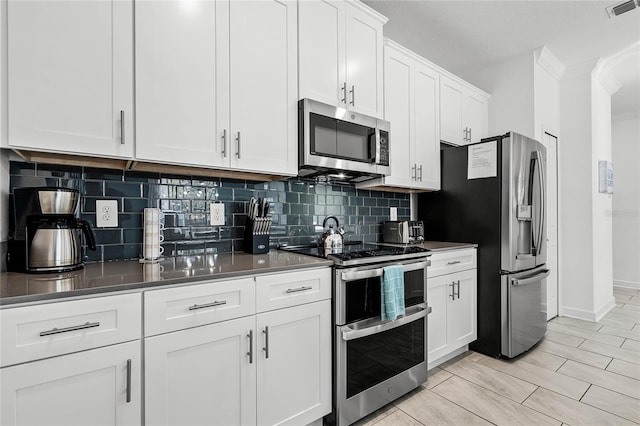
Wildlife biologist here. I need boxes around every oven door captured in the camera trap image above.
[334,304,429,426]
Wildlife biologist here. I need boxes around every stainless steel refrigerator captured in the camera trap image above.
[419,131,549,358]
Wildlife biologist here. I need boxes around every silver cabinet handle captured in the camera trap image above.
[418,164,423,181]
[39,321,100,336]
[450,282,455,300]
[468,128,472,142]
[447,260,461,265]
[341,82,347,104]
[350,85,355,106]
[263,326,269,359]
[247,330,253,364]
[126,359,132,403]
[188,300,227,311]
[412,164,417,180]
[454,280,460,299]
[341,304,427,341]
[120,110,125,144]
[285,286,313,293]
[236,132,241,158]
[512,269,550,286]
[222,129,227,157]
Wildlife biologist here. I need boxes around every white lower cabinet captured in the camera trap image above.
[144,269,332,426]
[256,301,331,426]
[0,340,141,426]
[428,249,477,368]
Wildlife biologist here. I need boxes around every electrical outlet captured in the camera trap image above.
[389,207,398,221]
[96,200,119,227]
[210,203,225,226]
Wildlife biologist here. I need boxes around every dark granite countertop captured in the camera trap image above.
[0,251,333,306]
[380,240,478,252]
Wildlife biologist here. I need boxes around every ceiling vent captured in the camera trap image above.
[606,0,638,18]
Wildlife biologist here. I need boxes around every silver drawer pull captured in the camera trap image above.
[39,321,100,336]
[188,300,227,311]
[285,286,313,294]
[263,326,269,359]
[247,330,254,364]
[126,359,132,403]
[447,260,461,265]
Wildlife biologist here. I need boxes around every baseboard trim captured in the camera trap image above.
[428,345,468,370]
[561,297,616,322]
[614,280,640,290]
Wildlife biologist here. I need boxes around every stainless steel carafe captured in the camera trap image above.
[8,187,96,273]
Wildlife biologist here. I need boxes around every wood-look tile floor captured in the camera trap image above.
[355,286,640,426]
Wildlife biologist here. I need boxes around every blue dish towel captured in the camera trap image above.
[381,265,405,321]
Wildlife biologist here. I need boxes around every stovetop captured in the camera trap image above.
[279,242,430,266]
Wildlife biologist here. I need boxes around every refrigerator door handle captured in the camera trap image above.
[512,269,550,286]
[536,150,546,257]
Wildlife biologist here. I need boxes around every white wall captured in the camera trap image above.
[612,113,640,288]
[460,51,534,138]
[533,52,561,140]
[590,76,615,318]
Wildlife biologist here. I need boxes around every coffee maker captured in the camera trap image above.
[7,187,96,273]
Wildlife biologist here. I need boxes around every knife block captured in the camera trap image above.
[243,217,270,254]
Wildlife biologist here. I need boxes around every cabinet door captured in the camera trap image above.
[463,92,487,144]
[0,341,141,426]
[7,0,133,158]
[256,300,331,426]
[413,63,440,190]
[345,3,384,118]
[381,47,413,187]
[439,77,464,146]
[135,0,229,167]
[427,274,453,364]
[298,0,346,107]
[145,316,256,426]
[229,0,297,175]
[448,269,477,348]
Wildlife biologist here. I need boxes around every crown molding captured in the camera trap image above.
[593,58,623,96]
[535,47,566,81]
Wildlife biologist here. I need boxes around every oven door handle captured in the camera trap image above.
[340,303,431,341]
[340,260,430,281]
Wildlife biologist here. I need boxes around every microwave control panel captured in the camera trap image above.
[378,131,389,166]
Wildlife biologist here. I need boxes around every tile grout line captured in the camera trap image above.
[430,374,500,426]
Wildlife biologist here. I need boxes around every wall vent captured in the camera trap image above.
[606,0,638,18]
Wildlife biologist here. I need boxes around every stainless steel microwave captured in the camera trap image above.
[298,98,390,182]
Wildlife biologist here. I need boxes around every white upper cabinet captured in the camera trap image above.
[136,0,297,176]
[440,75,489,146]
[135,0,228,168]
[358,40,439,191]
[7,0,134,158]
[299,0,386,118]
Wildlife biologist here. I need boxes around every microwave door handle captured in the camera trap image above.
[375,128,381,164]
[341,304,429,341]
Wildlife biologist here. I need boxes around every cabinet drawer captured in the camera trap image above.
[0,293,141,367]
[256,268,331,313]
[428,248,477,278]
[144,278,255,336]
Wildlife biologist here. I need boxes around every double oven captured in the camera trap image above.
[281,243,431,425]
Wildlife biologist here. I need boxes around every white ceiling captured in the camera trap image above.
[362,0,640,115]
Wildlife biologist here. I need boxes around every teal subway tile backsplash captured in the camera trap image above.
[7,161,411,262]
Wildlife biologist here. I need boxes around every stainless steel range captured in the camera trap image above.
[280,243,431,425]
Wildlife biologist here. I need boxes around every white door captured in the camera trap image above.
[256,300,331,426]
[544,132,559,319]
[382,47,413,187]
[345,3,383,118]
[0,341,141,426]
[427,276,451,363]
[135,0,229,167]
[414,63,440,190]
[298,0,346,107]
[7,0,134,158]
[145,316,256,426]
[229,0,297,175]
[449,269,477,347]
[440,77,463,145]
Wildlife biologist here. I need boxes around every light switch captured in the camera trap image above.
[390,207,398,221]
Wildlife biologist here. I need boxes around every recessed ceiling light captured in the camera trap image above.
[606,0,638,18]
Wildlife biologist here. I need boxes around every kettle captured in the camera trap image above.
[320,216,344,249]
